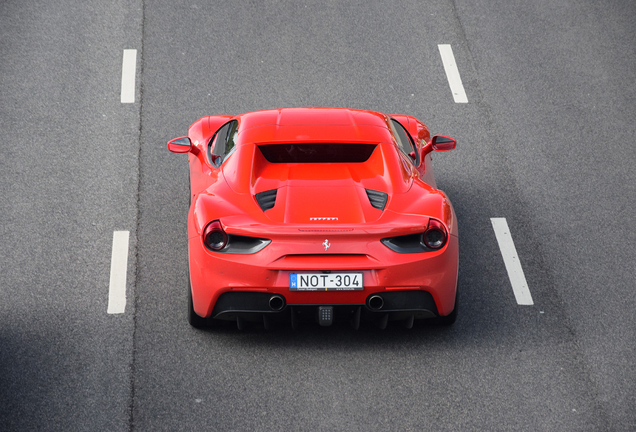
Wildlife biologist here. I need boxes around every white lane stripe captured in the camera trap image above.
[107,231,130,314]
[438,44,468,103]
[490,218,534,305]
[120,49,137,103]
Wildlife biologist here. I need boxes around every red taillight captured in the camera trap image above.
[203,220,228,251]
[422,219,447,249]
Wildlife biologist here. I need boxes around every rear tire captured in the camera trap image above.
[435,288,458,325]
[187,280,208,329]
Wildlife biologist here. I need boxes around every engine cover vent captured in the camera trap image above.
[255,189,278,212]
[365,189,388,210]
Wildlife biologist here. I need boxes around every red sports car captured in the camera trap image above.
[168,107,458,329]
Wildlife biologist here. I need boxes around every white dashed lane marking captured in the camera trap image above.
[491,218,534,305]
[107,230,130,314]
[438,44,468,103]
[120,49,137,103]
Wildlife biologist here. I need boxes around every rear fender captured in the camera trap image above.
[393,188,457,238]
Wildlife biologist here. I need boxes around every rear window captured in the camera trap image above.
[258,143,377,163]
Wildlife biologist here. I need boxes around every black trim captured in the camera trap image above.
[215,234,270,255]
[381,233,438,253]
[365,189,388,210]
[366,291,437,313]
[255,189,277,211]
[212,292,277,318]
[209,290,439,325]
[258,143,377,163]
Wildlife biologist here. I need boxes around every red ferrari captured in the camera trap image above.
[168,107,458,329]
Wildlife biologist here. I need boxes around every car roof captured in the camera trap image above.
[234,107,394,145]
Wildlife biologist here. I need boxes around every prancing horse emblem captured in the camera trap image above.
[322,239,331,251]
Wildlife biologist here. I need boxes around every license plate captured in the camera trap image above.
[289,273,363,291]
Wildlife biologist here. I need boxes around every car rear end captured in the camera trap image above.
[188,213,458,329]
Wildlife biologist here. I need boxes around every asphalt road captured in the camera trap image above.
[1,1,634,431]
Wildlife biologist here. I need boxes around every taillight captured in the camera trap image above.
[421,219,447,249]
[203,220,228,251]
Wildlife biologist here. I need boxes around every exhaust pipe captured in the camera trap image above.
[269,295,285,311]
[367,295,384,311]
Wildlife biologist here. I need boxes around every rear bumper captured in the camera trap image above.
[188,233,459,320]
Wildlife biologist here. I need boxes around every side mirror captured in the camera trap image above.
[167,136,192,154]
[430,135,456,152]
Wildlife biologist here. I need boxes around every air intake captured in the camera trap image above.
[365,189,388,210]
[255,189,277,211]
